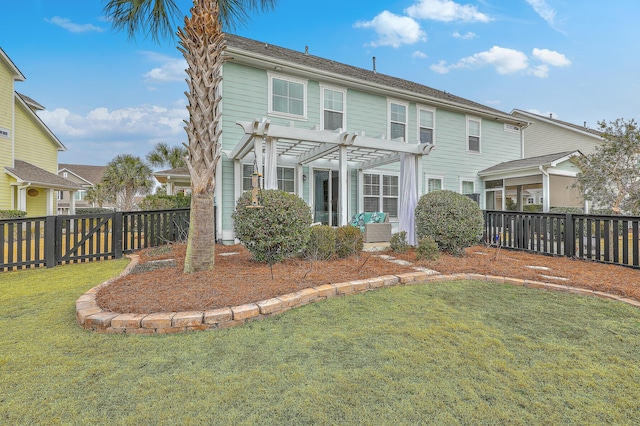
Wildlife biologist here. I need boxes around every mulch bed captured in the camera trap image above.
[95,243,640,314]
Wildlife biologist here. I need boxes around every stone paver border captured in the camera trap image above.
[77,254,640,334]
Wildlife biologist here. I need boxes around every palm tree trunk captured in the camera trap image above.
[178,0,225,273]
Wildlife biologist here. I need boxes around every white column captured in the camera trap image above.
[254,137,263,188]
[17,187,27,211]
[296,164,304,199]
[339,145,348,226]
[69,191,76,215]
[264,137,278,190]
[415,155,423,197]
[46,188,54,215]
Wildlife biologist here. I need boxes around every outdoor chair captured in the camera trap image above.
[349,212,392,243]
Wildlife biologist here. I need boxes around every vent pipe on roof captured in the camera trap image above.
[372,56,377,74]
[304,46,308,55]
[549,113,553,118]
[584,121,587,128]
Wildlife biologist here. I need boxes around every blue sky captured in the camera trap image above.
[2,0,639,166]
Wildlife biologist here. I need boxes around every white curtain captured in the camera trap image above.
[399,153,417,245]
[264,137,278,190]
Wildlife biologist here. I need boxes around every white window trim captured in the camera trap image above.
[267,71,308,120]
[459,177,476,194]
[320,84,347,131]
[241,162,297,193]
[466,115,482,153]
[425,175,444,193]
[417,105,436,145]
[363,170,400,218]
[387,99,408,142]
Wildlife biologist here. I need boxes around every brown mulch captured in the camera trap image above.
[95,243,640,314]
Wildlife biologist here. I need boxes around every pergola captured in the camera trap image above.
[230,118,435,243]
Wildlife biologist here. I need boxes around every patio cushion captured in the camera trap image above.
[349,212,387,232]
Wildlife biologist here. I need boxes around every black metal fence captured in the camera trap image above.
[484,210,640,268]
[1,208,189,271]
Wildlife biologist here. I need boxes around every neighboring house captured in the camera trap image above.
[0,48,81,217]
[477,110,604,212]
[153,166,191,196]
[57,164,114,213]
[160,34,527,244]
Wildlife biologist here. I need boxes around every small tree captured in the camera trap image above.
[575,118,640,215]
[101,154,154,211]
[147,142,188,169]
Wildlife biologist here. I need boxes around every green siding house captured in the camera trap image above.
[158,34,527,244]
[0,48,81,217]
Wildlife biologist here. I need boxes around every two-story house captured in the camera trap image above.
[160,34,527,244]
[0,48,81,217]
[478,109,603,212]
[57,164,117,213]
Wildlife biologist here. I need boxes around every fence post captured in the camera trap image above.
[44,215,56,268]
[113,212,123,259]
[564,213,574,258]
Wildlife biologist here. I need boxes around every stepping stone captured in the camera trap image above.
[376,255,394,260]
[540,274,569,281]
[390,259,412,266]
[526,265,550,271]
[219,252,239,257]
[412,267,440,275]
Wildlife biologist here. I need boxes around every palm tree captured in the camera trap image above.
[102,154,154,211]
[147,142,188,169]
[103,0,277,273]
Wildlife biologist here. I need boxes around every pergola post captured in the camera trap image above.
[339,145,348,225]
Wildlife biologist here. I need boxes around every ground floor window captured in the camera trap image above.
[461,180,475,195]
[242,164,295,193]
[427,177,443,192]
[364,172,398,217]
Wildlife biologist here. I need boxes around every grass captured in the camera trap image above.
[2,260,640,424]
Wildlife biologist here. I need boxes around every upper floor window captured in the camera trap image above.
[74,190,87,201]
[389,101,407,141]
[322,87,345,131]
[268,73,306,118]
[418,107,435,144]
[467,117,481,152]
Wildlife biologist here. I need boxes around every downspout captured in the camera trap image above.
[539,165,550,212]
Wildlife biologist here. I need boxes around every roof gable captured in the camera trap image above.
[0,47,25,81]
[479,150,581,176]
[15,93,66,152]
[6,160,82,189]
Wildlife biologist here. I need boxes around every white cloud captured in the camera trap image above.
[139,51,187,83]
[46,16,104,33]
[530,64,550,78]
[40,105,188,164]
[432,46,571,77]
[434,46,529,74]
[525,0,556,26]
[354,10,426,48]
[406,0,491,23]
[412,51,428,59]
[532,48,571,67]
[452,31,477,40]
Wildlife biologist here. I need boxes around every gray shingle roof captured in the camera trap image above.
[225,33,515,121]
[58,164,107,185]
[6,160,83,189]
[16,92,45,111]
[478,151,580,175]
[512,109,604,138]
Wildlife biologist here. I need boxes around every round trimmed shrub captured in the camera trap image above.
[415,190,483,256]
[233,190,312,264]
[305,225,336,261]
[335,225,363,258]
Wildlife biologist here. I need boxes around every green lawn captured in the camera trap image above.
[2,260,640,425]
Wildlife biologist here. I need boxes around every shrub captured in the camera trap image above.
[335,225,363,258]
[415,190,483,256]
[390,231,409,254]
[0,210,26,219]
[305,225,336,261]
[138,193,191,210]
[75,208,114,215]
[233,189,312,265]
[416,236,440,261]
[523,204,543,212]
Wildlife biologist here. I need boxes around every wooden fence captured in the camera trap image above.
[1,208,189,271]
[484,210,640,269]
